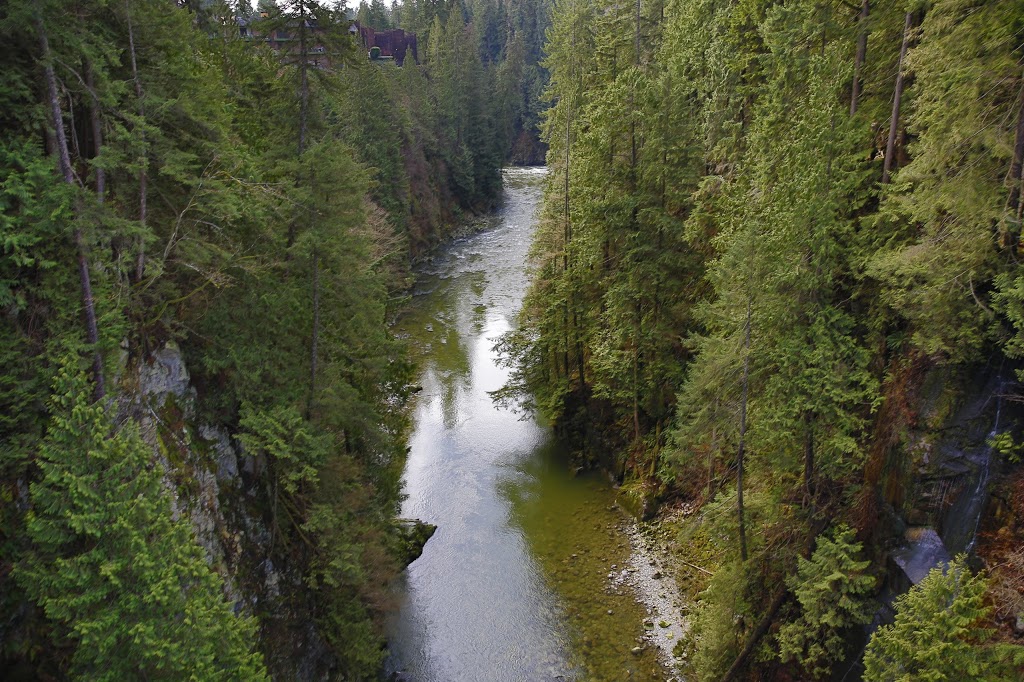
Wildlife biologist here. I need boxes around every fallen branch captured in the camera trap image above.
[678,558,713,576]
[719,588,788,682]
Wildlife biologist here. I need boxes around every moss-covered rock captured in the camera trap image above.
[394,519,437,567]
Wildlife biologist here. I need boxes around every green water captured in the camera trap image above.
[385,168,666,682]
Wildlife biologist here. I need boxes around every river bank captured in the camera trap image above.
[532,485,707,681]
[385,167,695,681]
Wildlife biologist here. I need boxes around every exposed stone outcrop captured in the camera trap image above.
[117,342,336,680]
[395,519,436,566]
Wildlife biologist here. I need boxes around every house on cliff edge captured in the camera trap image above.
[351,22,418,66]
[244,12,417,69]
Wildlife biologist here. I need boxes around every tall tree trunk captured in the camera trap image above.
[803,411,815,509]
[298,4,318,410]
[288,1,311,250]
[298,0,309,158]
[573,304,587,392]
[737,299,751,562]
[719,589,787,682]
[1005,75,1024,224]
[126,0,147,282]
[562,93,572,386]
[849,0,869,116]
[634,0,641,65]
[308,249,320,420]
[709,400,719,500]
[567,97,587,393]
[719,520,827,682]
[35,3,105,399]
[85,61,105,202]
[708,428,716,499]
[632,284,643,444]
[649,420,661,478]
[882,11,913,185]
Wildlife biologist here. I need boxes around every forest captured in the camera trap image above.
[0,0,547,678]
[4,0,1024,679]
[500,0,1024,678]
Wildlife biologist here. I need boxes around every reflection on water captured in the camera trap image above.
[387,168,574,681]
[385,167,666,682]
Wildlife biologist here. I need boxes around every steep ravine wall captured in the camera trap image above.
[888,366,1011,566]
[116,342,335,680]
[838,363,1022,679]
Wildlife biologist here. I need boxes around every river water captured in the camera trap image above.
[386,168,669,682]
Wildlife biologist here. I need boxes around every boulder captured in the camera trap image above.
[395,519,437,567]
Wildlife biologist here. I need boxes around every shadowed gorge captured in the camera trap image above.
[4,0,1024,680]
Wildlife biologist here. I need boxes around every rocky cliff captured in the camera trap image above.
[118,342,336,679]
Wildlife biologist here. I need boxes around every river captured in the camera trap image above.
[385,167,671,682]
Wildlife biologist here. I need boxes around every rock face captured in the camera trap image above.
[900,370,1008,555]
[199,424,241,483]
[138,342,193,400]
[118,342,336,680]
[890,528,951,585]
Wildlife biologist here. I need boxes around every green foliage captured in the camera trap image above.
[18,360,267,680]
[868,0,1024,361]
[988,432,1024,465]
[11,0,1024,675]
[512,0,1024,677]
[687,560,749,682]
[0,0,534,674]
[239,402,330,527]
[0,139,65,308]
[864,555,1024,682]
[427,9,504,207]
[0,139,68,472]
[777,525,875,679]
[361,0,393,31]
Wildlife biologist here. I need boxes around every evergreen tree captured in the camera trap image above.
[778,525,875,679]
[18,360,267,680]
[869,0,1024,362]
[864,556,1024,682]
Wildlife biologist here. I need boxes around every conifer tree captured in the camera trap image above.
[778,525,875,679]
[2,0,511,674]
[864,556,1024,682]
[19,360,267,681]
[870,0,1023,361]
